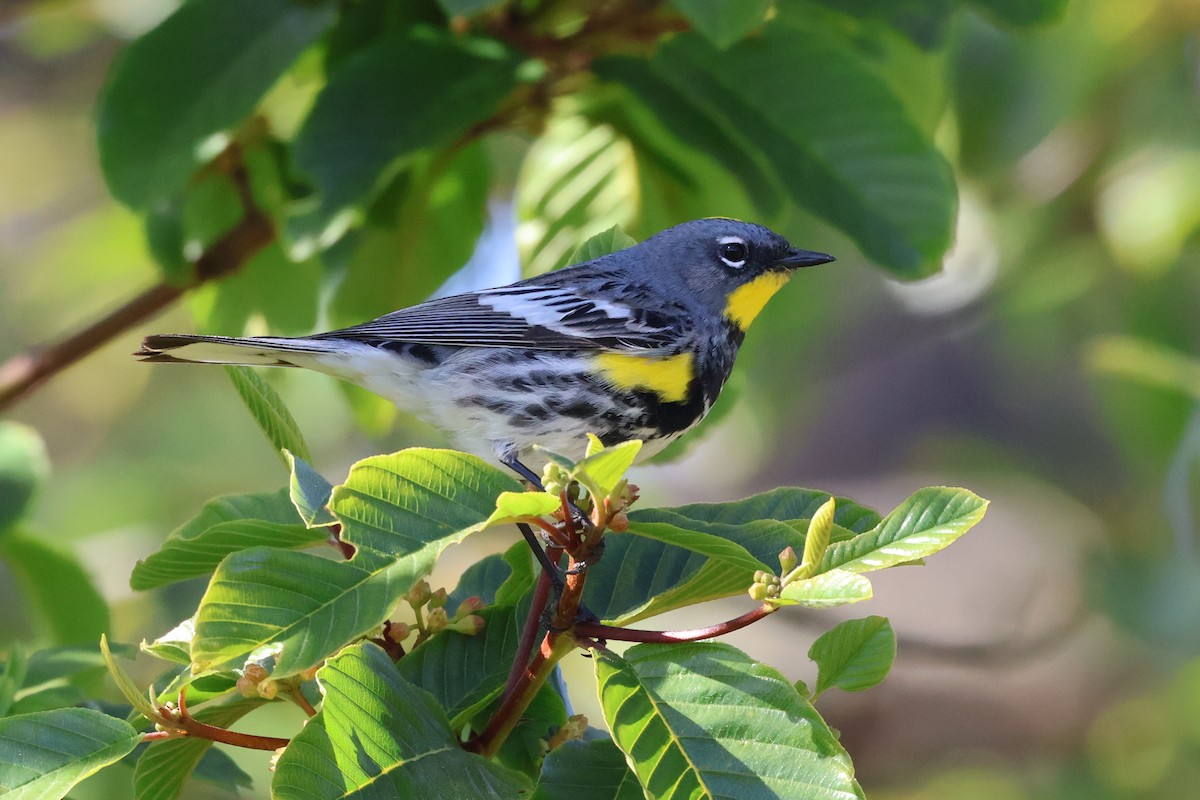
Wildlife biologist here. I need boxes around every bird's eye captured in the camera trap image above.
[718,237,748,268]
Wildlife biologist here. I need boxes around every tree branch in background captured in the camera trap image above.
[0,145,274,412]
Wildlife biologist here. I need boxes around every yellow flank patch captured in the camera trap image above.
[593,351,694,403]
[724,272,791,329]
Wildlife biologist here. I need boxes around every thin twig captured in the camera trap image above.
[574,604,776,644]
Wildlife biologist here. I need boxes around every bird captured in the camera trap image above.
[136,218,833,485]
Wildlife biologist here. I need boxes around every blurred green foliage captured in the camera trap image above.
[1,0,1199,797]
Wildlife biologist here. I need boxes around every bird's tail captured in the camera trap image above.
[135,334,337,367]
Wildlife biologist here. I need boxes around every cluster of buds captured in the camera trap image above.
[748,569,782,602]
[541,462,591,514]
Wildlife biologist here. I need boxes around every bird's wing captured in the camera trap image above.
[312,280,684,352]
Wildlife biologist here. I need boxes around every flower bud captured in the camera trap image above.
[748,582,770,601]
[258,680,279,700]
[779,546,798,574]
[406,579,432,607]
[454,596,485,620]
[428,587,448,609]
[608,510,629,532]
[387,621,412,643]
[426,607,449,632]
[448,614,486,635]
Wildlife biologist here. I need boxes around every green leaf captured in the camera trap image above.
[193,241,322,336]
[0,531,109,645]
[516,115,640,276]
[448,541,536,611]
[0,422,49,533]
[969,0,1069,26]
[286,451,336,527]
[775,569,874,608]
[273,643,531,799]
[0,708,141,799]
[397,602,528,728]
[224,366,312,466]
[291,31,517,245]
[191,547,395,677]
[141,619,196,665]
[595,643,863,800]
[572,439,641,500]
[821,487,988,574]
[659,486,881,532]
[181,172,242,253]
[534,737,643,800]
[585,487,878,624]
[809,616,896,698]
[599,22,957,276]
[670,0,773,49]
[569,225,637,265]
[0,645,26,718]
[192,449,517,675]
[101,635,160,725]
[23,643,135,689]
[485,491,562,527]
[436,0,508,16]
[800,497,837,573]
[134,520,328,592]
[587,516,794,624]
[323,141,491,331]
[97,0,334,208]
[133,698,262,800]
[130,488,324,590]
[331,448,519,556]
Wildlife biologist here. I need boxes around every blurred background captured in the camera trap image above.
[2,0,1200,797]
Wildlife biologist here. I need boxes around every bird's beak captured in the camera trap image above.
[777,248,836,269]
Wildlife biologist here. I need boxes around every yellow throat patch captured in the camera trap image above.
[593,351,694,403]
[724,271,791,330]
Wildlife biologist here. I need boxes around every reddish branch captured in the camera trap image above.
[142,689,290,751]
[575,604,776,644]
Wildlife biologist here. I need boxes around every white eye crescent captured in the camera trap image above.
[717,236,748,268]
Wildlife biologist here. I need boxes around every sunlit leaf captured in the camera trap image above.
[809,616,896,698]
[573,439,641,500]
[595,643,863,799]
[516,115,640,276]
[224,366,311,466]
[774,569,873,608]
[286,451,336,527]
[131,488,323,591]
[192,449,517,676]
[485,491,562,527]
[820,487,988,574]
[569,225,637,265]
[273,643,531,799]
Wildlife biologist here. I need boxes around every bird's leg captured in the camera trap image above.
[502,455,597,626]
[515,521,564,592]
